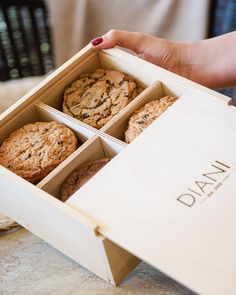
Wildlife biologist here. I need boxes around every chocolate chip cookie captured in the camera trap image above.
[125,96,177,143]
[60,158,110,202]
[0,121,78,183]
[62,69,142,129]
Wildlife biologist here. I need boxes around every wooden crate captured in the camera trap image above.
[0,44,236,294]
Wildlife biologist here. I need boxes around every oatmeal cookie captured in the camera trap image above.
[0,121,78,183]
[60,158,110,202]
[62,69,142,129]
[125,96,177,143]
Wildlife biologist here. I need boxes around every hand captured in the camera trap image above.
[91,30,236,89]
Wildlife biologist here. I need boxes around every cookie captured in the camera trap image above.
[0,121,78,183]
[62,68,142,129]
[125,96,177,143]
[60,158,110,202]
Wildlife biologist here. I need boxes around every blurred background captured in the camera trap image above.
[0,0,235,110]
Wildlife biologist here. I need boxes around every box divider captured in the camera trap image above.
[35,101,99,138]
[101,80,167,142]
[37,135,99,189]
[39,134,125,199]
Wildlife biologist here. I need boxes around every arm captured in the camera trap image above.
[91,30,236,89]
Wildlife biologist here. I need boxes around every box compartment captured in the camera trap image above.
[101,80,180,142]
[36,50,160,131]
[0,102,97,184]
[39,135,124,199]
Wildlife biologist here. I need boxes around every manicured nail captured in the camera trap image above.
[91,37,103,46]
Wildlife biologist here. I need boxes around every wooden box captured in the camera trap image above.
[1,45,236,295]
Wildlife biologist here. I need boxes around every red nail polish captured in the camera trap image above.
[91,37,103,46]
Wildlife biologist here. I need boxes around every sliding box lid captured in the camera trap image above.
[67,90,236,295]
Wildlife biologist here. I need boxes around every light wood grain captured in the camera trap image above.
[0,165,139,285]
[35,102,96,143]
[68,92,236,295]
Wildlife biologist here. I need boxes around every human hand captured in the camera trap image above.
[91,30,192,82]
[91,30,236,89]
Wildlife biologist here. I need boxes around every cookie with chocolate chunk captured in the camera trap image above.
[60,158,110,202]
[125,96,177,143]
[62,68,142,129]
[0,121,78,183]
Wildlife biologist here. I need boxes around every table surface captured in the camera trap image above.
[0,228,196,295]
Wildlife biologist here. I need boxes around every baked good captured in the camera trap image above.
[125,96,177,143]
[60,158,110,202]
[62,68,142,129]
[0,121,78,183]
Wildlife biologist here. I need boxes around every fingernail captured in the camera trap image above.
[91,37,103,46]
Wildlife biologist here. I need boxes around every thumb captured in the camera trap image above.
[90,30,145,55]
